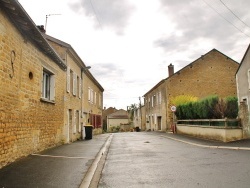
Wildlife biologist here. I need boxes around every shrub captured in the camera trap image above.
[175,95,238,120]
[224,96,238,118]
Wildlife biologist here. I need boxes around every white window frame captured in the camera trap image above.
[42,68,55,101]
[159,92,162,104]
[73,110,76,133]
[78,110,81,132]
[66,66,70,93]
[94,92,97,104]
[79,77,82,99]
[73,72,77,96]
[88,87,91,102]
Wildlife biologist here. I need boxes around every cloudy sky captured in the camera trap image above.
[19,0,250,109]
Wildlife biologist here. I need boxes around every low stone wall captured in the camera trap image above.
[177,124,243,142]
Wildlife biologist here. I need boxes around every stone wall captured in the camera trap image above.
[166,49,239,129]
[0,11,65,168]
[239,102,250,139]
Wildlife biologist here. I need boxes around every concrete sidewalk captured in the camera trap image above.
[161,131,250,151]
[0,133,111,188]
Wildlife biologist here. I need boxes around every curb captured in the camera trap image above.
[163,135,250,151]
[80,134,113,188]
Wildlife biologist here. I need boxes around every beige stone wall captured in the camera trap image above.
[0,12,66,168]
[166,50,239,129]
[177,125,242,142]
[144,81,167,131]
[82,72,103,128]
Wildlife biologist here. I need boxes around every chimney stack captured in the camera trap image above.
[168,63,174,77]
[37,25,46,33]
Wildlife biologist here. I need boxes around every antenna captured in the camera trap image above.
[45,14,61,32]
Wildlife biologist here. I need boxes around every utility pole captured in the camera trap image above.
[139,97,142,130]
[45,14,61,32]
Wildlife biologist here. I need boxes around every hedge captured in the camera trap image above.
[175,95,238,119]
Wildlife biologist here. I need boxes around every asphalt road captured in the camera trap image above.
[98,132,250,188]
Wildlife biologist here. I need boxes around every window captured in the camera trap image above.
[67,66,70,93]
[79,77,82,99]
[99,93,102,107]
[94,92,97,104]
[42,69,55,101]
[70,70,73,94]
[88,87,91,102]
[88,87,94,103]
[159,92,162,104]
[73,72,77,96]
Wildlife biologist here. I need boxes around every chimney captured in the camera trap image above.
[37,25,46,33]
[168,63,174,77]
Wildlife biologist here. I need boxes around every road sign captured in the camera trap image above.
[171,106,176,112]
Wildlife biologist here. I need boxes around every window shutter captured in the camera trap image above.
[78,110,81,132]
[79,78,82,99]
[73,110,76,133]
[50,75,55,101]
[88,87,91,101]
[73,73,77,96]
[67,67,70,93]
[94,92,97,104]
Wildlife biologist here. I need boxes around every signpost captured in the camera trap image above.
[170,106,176,133]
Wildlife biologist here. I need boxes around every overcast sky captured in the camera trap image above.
[19,0,250,110]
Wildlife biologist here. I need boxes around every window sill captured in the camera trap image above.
[40,98,55,104]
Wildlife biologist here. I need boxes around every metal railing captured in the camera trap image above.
[177,118,241,128]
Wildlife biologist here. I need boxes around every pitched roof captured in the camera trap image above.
[44,34,104,92]
[236,43,250,75]
[108,109,128,119]
[0,0,67,70]
[143,49,239,96]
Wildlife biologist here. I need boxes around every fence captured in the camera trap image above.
[177,118,241,128]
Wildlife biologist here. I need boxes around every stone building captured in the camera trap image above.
[107,109,129,132]
[0,0,67,168]
[236,44,250,138]
[102,107,118,131]
[144,49,239,131]
[44,35,104,140]
[0,0,104,168]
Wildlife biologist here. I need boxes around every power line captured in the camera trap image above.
[89,0,103,29]
[202,0,250,38]
[219,0,250,29]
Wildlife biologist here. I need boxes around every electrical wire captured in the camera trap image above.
[219,0,250,29]
[202,0,250,38]
[89,0,103,29]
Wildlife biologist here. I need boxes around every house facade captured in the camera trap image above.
[143,80,166,131]
[107,109,129,131]
[0,0,67,168]
[44,35,104,141]
[133,105,146,131]
[236,44,250,138]
[102,107,118,131]
[144,49,239,131]
[0,0,104,169]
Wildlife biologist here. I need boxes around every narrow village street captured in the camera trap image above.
[97,132,250,188]
[1,132,250,187]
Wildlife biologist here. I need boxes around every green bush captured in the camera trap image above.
[175,95,238,120]
[225,96,238,118]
